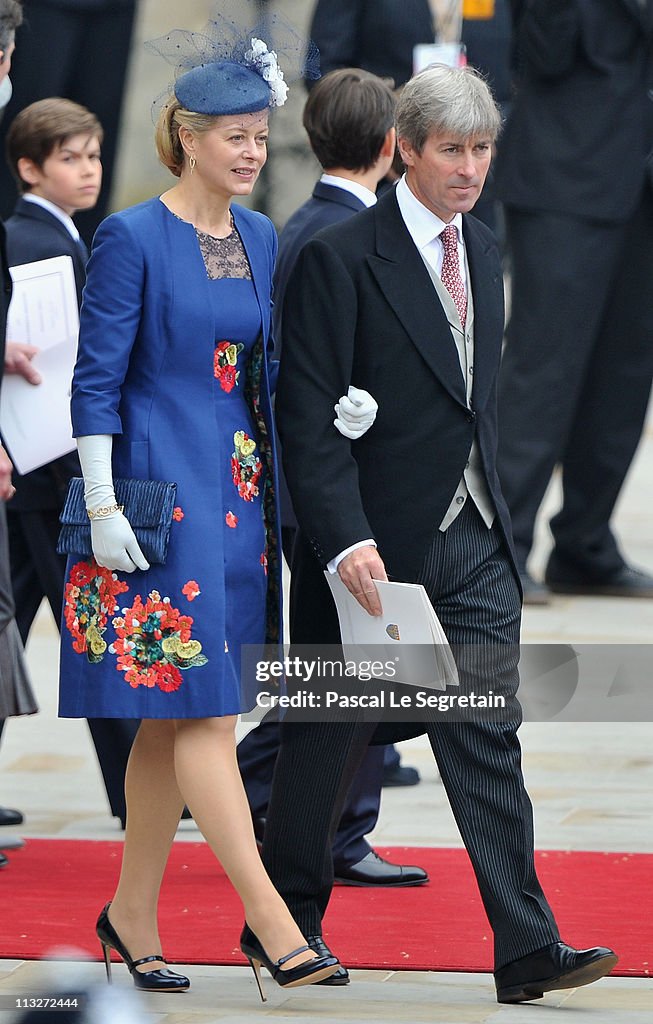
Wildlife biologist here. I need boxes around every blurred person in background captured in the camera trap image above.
[307,0,514,235]
[0,0,138,245]
[494,0,653,603]
[0,0,36,868]
[1,97,139,831]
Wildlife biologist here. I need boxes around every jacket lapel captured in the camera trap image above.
[366,190,467,409]
[15,197,87,279]
[232,205,271,347]
[463,215,504,415]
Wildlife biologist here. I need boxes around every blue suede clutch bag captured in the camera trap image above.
[57,477,177,564]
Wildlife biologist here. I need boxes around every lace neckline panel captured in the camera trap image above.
[195,226,252,280]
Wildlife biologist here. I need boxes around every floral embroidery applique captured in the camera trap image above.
[110,590,208,692]
[64,560,129,663]
[231,430,263,502]
[172,507,184,521]
[214,340,244,393]
[225,511,238,528]
[260,551,268,576]
[182,580,201,601]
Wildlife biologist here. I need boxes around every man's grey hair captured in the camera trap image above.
[396,64,502,154]
[0,0,22,56]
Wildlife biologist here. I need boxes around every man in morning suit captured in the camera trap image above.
[237,70,427,910]
[1,98,138,827]
[265,65,617,1003]
[494,0,653,603]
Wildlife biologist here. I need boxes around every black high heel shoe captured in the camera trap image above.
[240,923,339,1002]
[96,903,190,993]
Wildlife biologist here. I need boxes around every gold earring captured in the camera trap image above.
[189,155,196,174]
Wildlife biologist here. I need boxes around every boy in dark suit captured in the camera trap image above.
[2,98,138,826]
[238,72,427,932]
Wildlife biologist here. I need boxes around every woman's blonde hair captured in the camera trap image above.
[154,97,218,177]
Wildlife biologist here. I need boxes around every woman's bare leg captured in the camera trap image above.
[174,716,315,967]
[106,719,184,970]
[107,716,315,972]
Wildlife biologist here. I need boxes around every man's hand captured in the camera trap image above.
[337,544,388,616]
[0,445,15,501]
[4,342,42,385]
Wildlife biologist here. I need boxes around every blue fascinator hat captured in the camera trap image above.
[146,0,320,117]
[174,60,273,116]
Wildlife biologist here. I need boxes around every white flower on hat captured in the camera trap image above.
[245,37,289,107]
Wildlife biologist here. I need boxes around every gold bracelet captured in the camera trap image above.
[87,503,125,520]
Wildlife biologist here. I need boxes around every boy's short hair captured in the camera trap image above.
[303,68,395,172]
[6,97,103,192]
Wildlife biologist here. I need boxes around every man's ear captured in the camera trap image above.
[16,157,41,188]
[397,136,415,167]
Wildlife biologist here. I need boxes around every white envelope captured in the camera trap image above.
[325,574,459,691]
[0,255,79,474]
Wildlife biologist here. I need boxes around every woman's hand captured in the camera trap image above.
[90,509,150,573]
[334,386,378,439]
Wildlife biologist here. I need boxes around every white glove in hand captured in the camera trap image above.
[77,434,149,573]
[90,510,150,573]
[334,385,378,439]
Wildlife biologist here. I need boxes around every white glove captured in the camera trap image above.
[77,434,149,573]
[334,386,378,440]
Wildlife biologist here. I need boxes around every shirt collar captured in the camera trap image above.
[320,173,377,208]
[23,193,80,241]
[396,174,463,250]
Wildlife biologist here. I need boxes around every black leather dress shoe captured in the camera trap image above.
[0,805,24,827]
[519,571,551,606]
[307,935,350,986]
[334,850,428,887]
[252,816,266,850]
[495,941,618,1003]
[545,556,653,598]
[382,764,421,787]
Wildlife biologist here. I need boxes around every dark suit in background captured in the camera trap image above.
[2,198,138,822]
[0,0,137,245]
[237,180,387,873]
[306,0,514,232]
[0,222,36,727]
[494,0,653,589]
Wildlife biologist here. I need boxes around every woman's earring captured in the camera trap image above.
[189,155,196,174]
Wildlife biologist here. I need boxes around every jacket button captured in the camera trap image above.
[467,411,476,423]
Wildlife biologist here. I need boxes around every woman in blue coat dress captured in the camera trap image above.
[57,17,338,999]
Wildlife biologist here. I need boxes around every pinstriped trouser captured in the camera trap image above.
[263,502,560,968]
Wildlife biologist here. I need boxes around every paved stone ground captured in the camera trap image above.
[2,424,652,1021]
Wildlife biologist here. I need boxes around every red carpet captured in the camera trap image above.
[0,840,648,976]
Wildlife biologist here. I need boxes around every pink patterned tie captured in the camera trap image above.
[439,224,467,327]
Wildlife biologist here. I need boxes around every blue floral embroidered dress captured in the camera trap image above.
[59,199,280,719]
